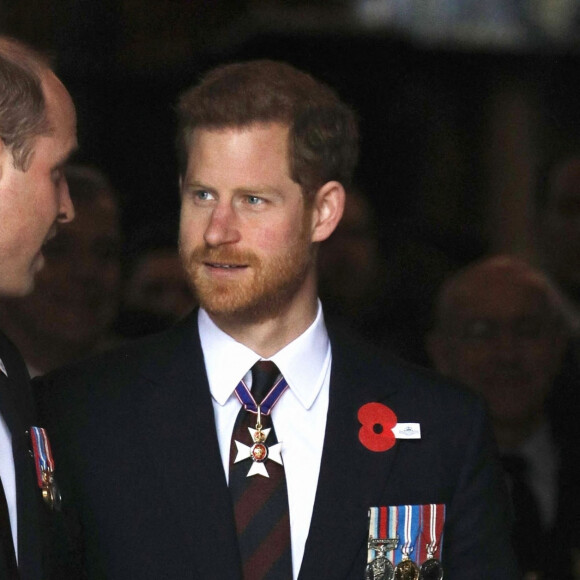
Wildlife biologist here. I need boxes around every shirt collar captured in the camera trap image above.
[0,358,7,377]
[199,301,330,411]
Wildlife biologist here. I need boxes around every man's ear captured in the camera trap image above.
[310,181,345,243]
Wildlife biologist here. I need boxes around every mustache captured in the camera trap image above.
[182,245,260,267]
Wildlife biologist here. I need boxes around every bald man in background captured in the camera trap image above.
[428,255,580,579]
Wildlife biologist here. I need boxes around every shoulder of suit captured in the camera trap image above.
[39,314,199,388]
[328,322,485,413]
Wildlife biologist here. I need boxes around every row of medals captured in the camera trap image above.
[365,539,443,580]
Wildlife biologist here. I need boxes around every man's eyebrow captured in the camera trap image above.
[231,185,283,198]
[182,180,213,191]
[181,181,281,197]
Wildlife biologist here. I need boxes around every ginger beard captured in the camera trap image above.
[181,215,314,323]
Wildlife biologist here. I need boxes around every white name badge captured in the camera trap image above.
[392,423,421,439]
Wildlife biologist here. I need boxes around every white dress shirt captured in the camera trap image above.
[0,358,18,560]
[199,303,331,579]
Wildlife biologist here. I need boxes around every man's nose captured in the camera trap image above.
[493,331,522,363]
[203,202,241,247]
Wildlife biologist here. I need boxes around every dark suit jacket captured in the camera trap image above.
[0,331,47,579]
[552,439,580,579]
[36,312,519,579]
[511,431,580,579]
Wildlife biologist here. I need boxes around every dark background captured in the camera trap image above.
[3,0,580,328]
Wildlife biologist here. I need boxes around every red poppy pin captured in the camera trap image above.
[358,403,422,451]
[357,402,397,452]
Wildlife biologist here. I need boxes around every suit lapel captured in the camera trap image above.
[299,333,400,579]
[136,316,242,578]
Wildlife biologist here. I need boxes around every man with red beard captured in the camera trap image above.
[37,61,517,579]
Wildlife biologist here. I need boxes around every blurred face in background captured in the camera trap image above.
[540,157,580,298]
[318,192,382,314]
[428,261,567,431]
[124,247,195,321]
[6,190,121,348]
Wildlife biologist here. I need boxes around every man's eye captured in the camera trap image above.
[247,195,262,205]
[196,190,213,201]
[514,319,546,339]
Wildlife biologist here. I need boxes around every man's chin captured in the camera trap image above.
[1,271,36,298]
[199,291,282,325]
[200,297,257,321]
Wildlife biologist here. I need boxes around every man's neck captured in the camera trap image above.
[207,297,319,358]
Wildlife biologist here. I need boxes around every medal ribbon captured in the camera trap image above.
[395,504,421,564]
[387,506,399,564]
[234,374,289,415]
[367,506,394,563]
[418,503,445,563]
[30,427,55,488]
[368,505,428,566]
[367,506,400,564]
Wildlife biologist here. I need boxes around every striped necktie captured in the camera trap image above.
[229,361,292,579]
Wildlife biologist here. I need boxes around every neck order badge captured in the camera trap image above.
[232,364,289,478]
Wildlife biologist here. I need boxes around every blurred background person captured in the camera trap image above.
[427,255,580,579]
[0,164,122,376]
[535,153,580,311]
[317,188,390,343]
[114,226,195,338]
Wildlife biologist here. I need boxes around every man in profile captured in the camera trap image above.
[0,36,77,578]
[0,164,121,377]
[38,60,517,579]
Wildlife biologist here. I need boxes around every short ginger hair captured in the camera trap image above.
[176,59,359,196]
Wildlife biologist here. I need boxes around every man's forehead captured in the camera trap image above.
[42,71,77,137]
[189,122,290,143]
[184,123,293,184]
[451,283,548,321]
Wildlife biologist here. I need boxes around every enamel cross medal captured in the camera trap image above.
[233,373,289,478]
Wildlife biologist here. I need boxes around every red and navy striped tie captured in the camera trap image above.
[229,361,292,580]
